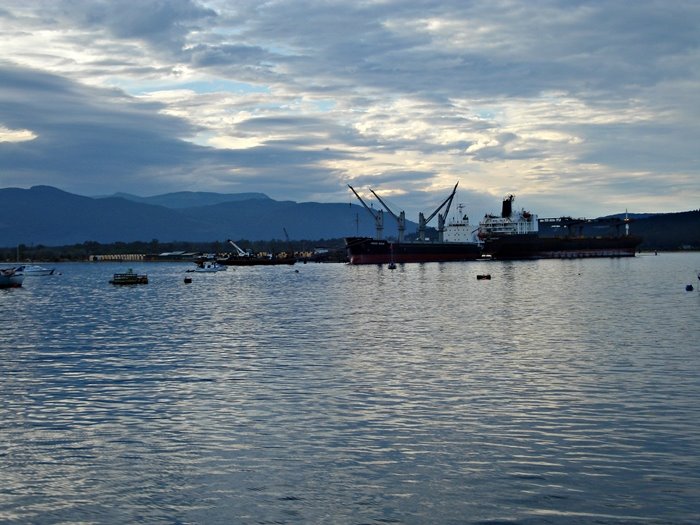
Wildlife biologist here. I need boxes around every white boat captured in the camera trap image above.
[0,267,24,288]
[191,260,227,273]
[16,265,56,276]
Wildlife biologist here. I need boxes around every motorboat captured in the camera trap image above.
[0,267,24,288]
[16,265,56,276]
[190,260,227,273]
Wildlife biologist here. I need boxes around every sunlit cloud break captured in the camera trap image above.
[0,126,36,143]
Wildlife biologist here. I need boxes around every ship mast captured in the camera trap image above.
[369,188,406,242]
[348,185,384,239]
[418,182,459,241]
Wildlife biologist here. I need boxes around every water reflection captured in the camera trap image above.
[2,255,700,523]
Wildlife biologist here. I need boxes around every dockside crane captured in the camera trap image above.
[417,182,459,241]
[227,239,251,257]
[282,227,296,259]
[348,184,384,239]
[369,188,406,242]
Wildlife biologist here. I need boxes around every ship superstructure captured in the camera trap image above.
[477,195,538,239]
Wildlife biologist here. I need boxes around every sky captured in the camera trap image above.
[1,0,699,223]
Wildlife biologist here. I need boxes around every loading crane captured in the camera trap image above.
[417,182,459,241]
[282,227,296,259]
[226,239,251,257]
[348,184,384,239]
[369,188,406,242]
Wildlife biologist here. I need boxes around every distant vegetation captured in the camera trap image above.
[1,238,349,263]
[632,210,700,251]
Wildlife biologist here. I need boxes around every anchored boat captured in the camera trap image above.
[0,267,24,288]
[109,269,148,285]
[16,265,56,276]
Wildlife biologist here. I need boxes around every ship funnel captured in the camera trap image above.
[501,195,514,218]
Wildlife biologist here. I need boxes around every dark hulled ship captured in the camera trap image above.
[344,183,482,265]
[344,235,482,265]
[478,195,642,260]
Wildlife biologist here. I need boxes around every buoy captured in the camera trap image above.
[184,277,192,284]
[686,284,694,291]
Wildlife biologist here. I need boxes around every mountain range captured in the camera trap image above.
[0,185,404,246]
[1,185,698,249]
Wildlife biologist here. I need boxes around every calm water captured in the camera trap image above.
[2,254,700,524]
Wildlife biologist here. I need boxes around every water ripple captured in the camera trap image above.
[2,255,700,523]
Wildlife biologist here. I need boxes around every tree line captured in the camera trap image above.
[1,238,348,263]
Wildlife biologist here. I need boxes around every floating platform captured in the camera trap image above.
[109,269,148,285]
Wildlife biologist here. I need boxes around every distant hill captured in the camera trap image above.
[0,185,697,249]
[631,210,700,250]
[0,185,405,246]
[599,212,656,220]
[536,211,700,250]
[0,186,219,246]
[110,190,270,209]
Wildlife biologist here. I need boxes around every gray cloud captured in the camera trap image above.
[40,0,216,50]
[1,0,699,219]
[0,63,364,204]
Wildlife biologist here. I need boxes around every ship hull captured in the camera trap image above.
[345,237,482,265]
[217,257,296,266]
[483,234,642,260]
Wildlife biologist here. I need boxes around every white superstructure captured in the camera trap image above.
[444,204,478,243]
[477,195,538,239]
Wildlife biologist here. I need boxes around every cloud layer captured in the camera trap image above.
[1,0,699,220]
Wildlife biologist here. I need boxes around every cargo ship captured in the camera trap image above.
[478,195,642,260]
[345,184,482,264]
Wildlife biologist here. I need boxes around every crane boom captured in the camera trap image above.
[348,185,377,217]
[226,239,249,257]
[369,188,406,242]
[417,182,459,241]
[348,184,384,239]
[425,182,458,224]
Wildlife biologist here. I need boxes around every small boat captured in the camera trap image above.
[476,274,492,280]
[0,267,24,288]
[190,261,227,273]
[16,265,56,276]
[109,269,148,285]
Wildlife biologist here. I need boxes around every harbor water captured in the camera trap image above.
[2,253,700,524]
